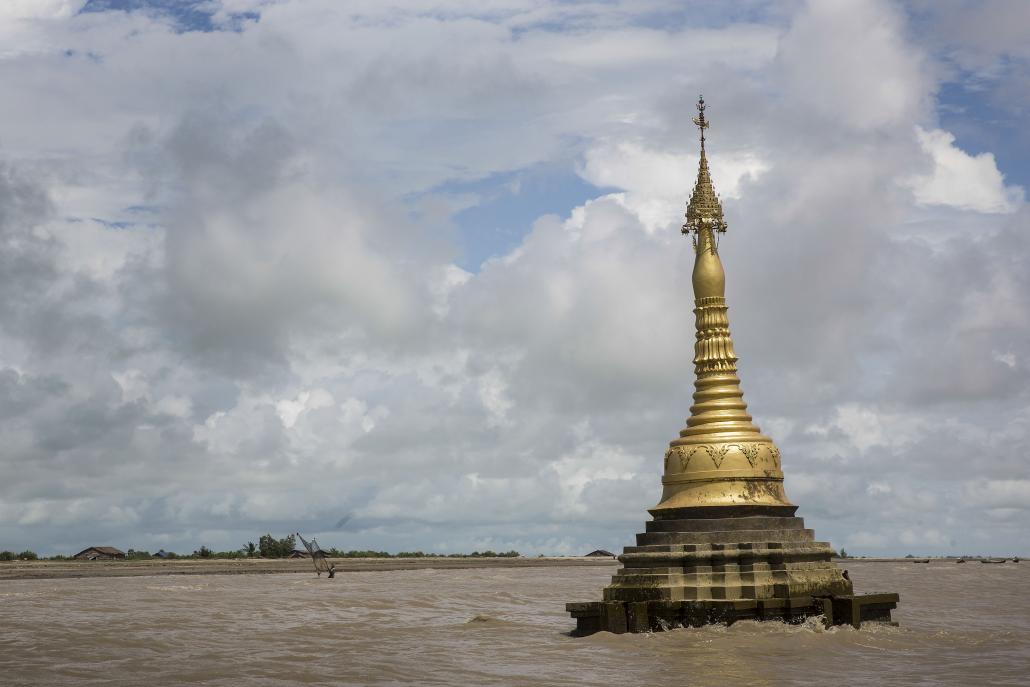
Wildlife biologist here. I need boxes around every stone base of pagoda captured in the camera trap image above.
[566,593,899,635]
[566,509,900,635]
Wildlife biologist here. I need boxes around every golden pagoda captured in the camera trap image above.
[656,95,792,515]
[566,97,899,634]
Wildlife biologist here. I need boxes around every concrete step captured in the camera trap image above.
[636,528,816,546]
[645,516,806,533]
[619,543,837,568]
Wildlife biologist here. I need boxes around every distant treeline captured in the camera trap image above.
[323,550,521,558]
[1,549,521,561]
[1,533,520,561]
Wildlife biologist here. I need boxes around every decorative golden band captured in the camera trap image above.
[661,470,785,484]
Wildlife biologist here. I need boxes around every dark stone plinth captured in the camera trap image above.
[566,506,901,633]
[824,593,900,629]
[565,593,899,636]
[649,505,799,520]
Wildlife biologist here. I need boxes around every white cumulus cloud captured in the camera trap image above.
[906,127,1024,213]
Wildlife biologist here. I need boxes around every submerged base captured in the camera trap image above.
[566,507,900,634]
[566,593,899,636]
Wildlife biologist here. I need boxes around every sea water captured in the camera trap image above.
[1,561,1027,685]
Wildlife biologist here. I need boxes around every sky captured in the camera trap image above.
[0,0,1028,558]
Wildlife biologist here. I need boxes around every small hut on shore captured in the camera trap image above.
[288,549,310,559]
[585,550,616,558]
[73,546,126,560]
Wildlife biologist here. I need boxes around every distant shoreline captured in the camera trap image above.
[2,555,1021,581]
[0,556,620,580]
[832,557,1023,563]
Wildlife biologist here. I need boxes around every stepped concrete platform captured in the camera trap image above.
[566,593,900,635]
[567,509,899,635]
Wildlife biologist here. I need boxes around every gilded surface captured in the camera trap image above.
[571,99,857,625]
[576,98,856,623]
[654,96,794,513]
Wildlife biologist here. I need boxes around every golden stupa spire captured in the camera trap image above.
[567,98,869,636]
[653,96,795,514]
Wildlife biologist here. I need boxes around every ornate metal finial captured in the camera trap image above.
[692,95,709,151]
[683,95,727,240]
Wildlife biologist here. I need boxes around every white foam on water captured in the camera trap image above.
[143,584,209,592]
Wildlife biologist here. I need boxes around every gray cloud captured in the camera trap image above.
[0,0,1027,558]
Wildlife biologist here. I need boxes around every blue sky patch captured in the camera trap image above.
[80,0,259,33]
[434,166,613,272]
[937,78,1030,192]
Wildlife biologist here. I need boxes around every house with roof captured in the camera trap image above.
[73,546,126,560]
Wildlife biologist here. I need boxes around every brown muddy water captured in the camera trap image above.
[1,560,1028,686]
